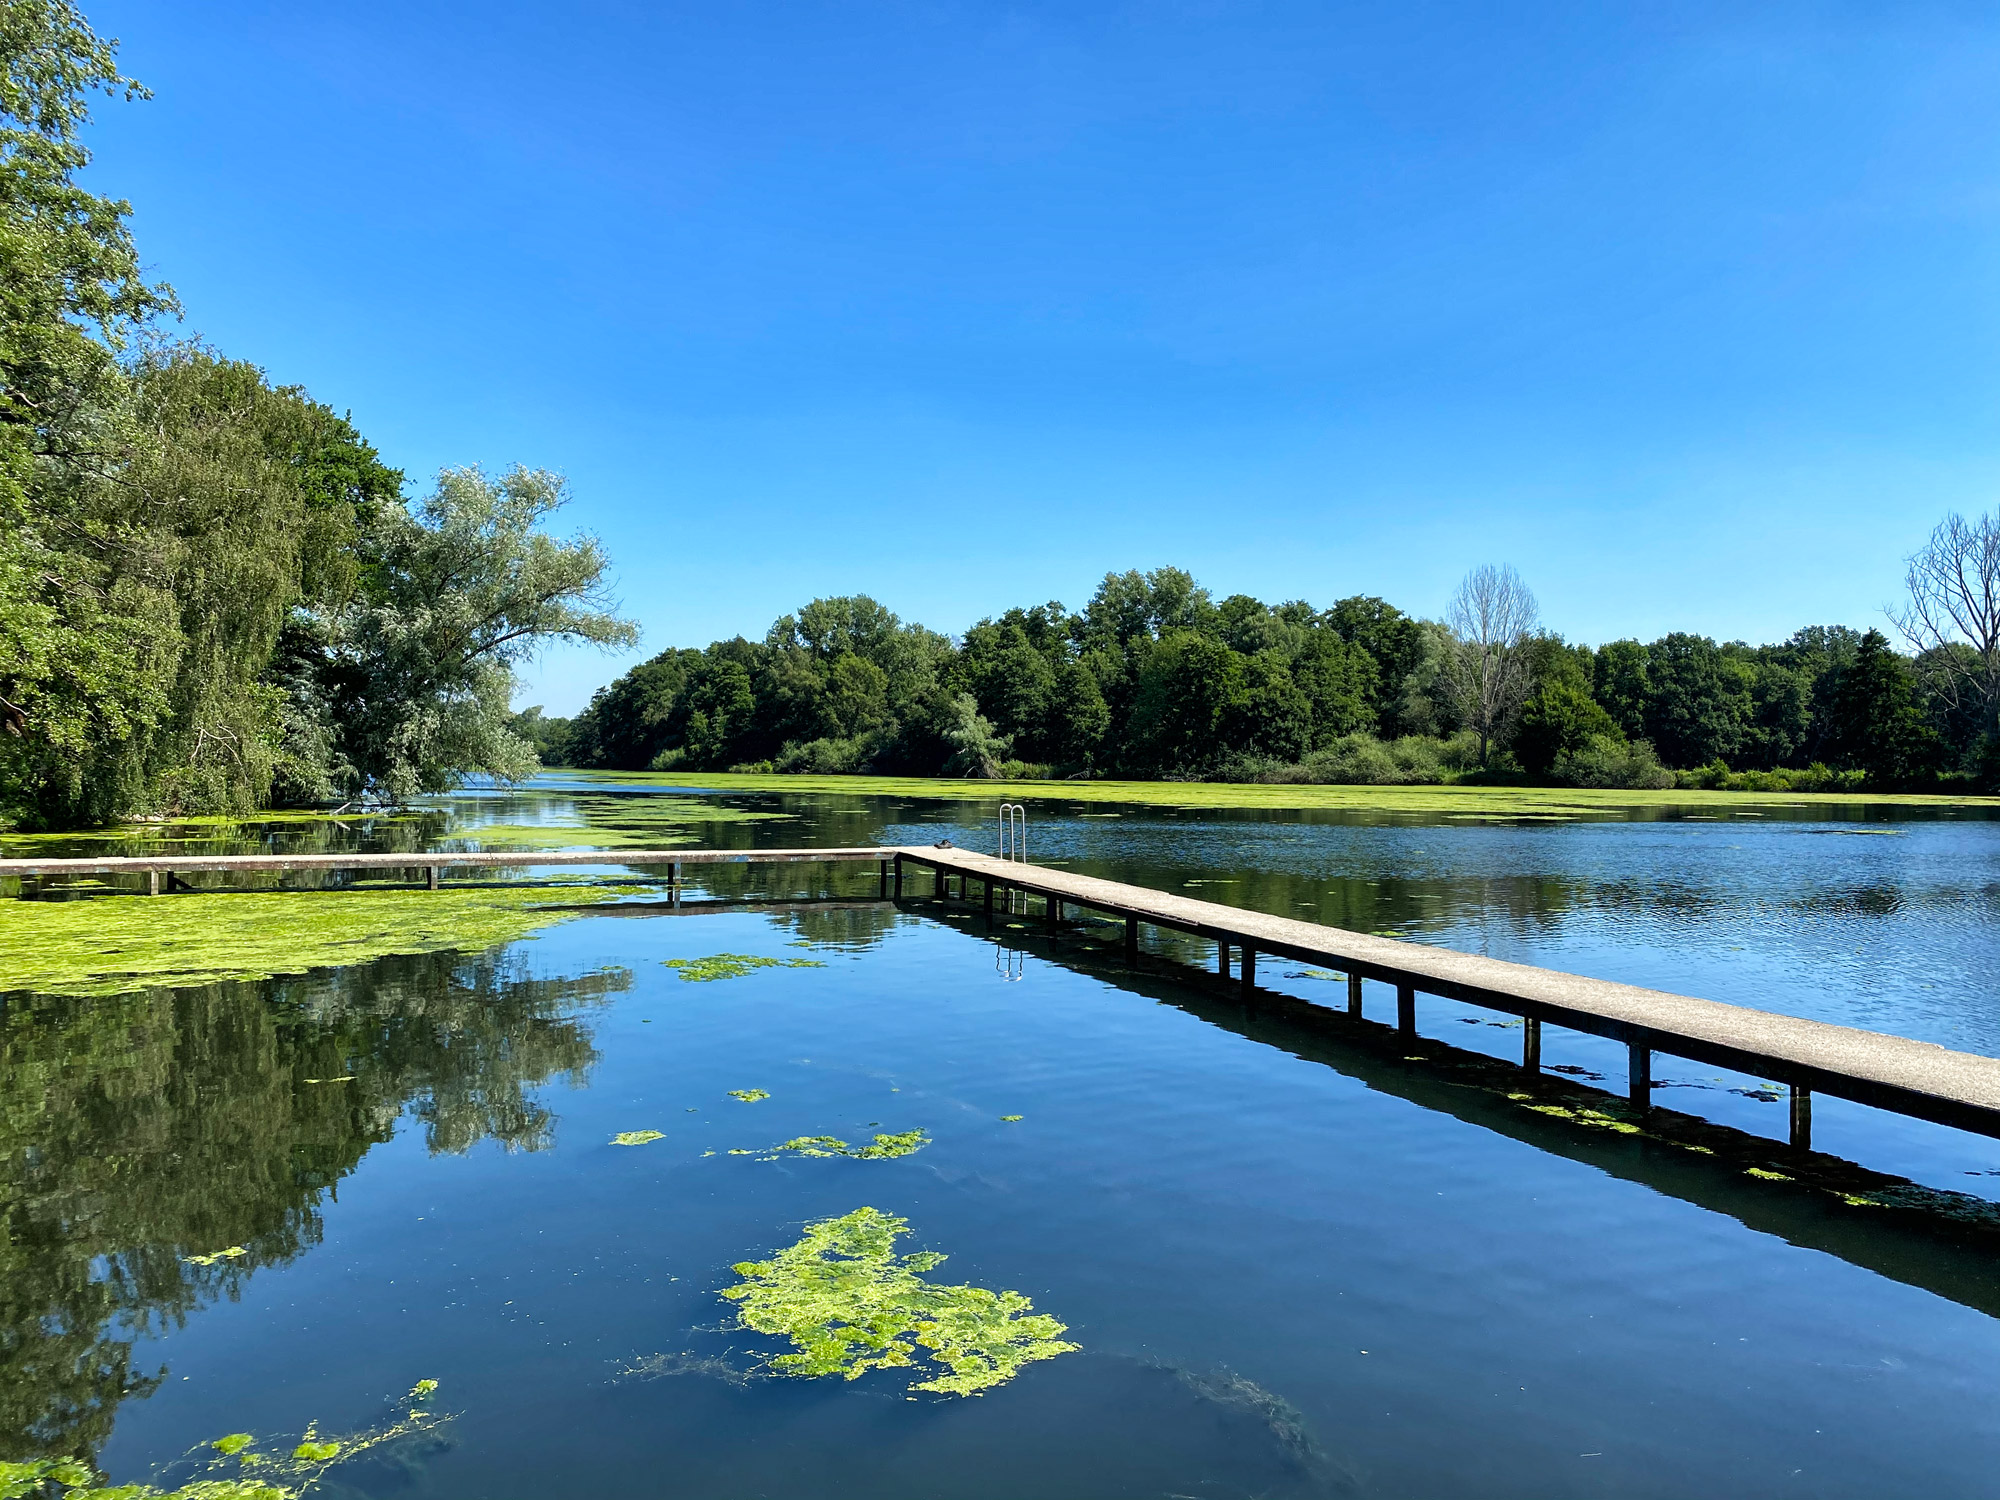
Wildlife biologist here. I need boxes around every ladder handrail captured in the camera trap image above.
[998,803,1027,863]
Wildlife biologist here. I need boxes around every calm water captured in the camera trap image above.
[5,779,2000,1497]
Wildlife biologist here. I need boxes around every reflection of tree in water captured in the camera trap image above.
[0,950,626,1461]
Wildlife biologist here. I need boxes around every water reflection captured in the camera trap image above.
[0,951,626,1457]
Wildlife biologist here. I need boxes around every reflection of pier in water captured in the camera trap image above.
[914,903,2000,1326]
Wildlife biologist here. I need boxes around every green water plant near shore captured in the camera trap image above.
[663,953,828,982]
[0,1380,448,1500]
[719,1206,1077,1396]
[0,883,642,998]
[612,1130,666,1146]
[573,768,1997,818]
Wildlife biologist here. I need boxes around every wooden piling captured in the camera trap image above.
[1629,1043,1652,1108]
[1523,1017,1541,1072]
[1791,1085,1813,1151]
[1397,982,1416,1036]
[1347,972,1362,1017]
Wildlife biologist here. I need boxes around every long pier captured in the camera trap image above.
[894,846,2000,1148]
[6,841,1999,1149]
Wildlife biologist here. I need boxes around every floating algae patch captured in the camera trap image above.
[664,953,828,982]
[612,1130,666,1146]
[719,1206,1077,1397]
[0,1378,449,1500]
[183,1245,249,1266]
[728,1089,771,1102]
[738,1130,929,1161]
[0,883,644,998]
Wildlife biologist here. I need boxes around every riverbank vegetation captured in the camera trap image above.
[549,549,2000,795]
[0,3,632,831]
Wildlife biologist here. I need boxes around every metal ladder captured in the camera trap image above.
[998,803,1028,916]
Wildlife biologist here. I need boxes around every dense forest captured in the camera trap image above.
[545,561,1995,793]
[0,2,630,830]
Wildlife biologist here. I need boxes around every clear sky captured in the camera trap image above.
[88,1,2000,713]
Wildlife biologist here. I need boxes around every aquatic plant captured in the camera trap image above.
[662,954,827,982]
[0,883,646,998]
[738,1131,929,1161]
[0,1380,448,1500]
[719,1207,1077,1396]
[728,1089,770,1102]
[582,766,1988,815]
[611,1130,665,1146]
[999,1115,1023,1123]
[182,1246,248,1266]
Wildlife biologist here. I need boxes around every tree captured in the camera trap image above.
[1592,639,1650,741]
[1513,640,1620,777]
[940,692,1010,777]
[1823,630,1937,787]
[1323,596,1425,736]
[280,466,637,802]
[0,0,179,825]
[1442,565,1540,765]
[1642,633,1748,769]
[1893,511,2000,757]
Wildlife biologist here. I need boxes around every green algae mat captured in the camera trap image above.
[0,883,638,997]
[577,768,1999,817]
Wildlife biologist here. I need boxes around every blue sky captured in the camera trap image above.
[89,1,2000,712]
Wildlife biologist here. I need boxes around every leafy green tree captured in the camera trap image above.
[1514,640,1620,777]
[1127,630,1240,774]
[279,466,637,802]
[1591,639,1650,741]
[1823,629,1938,787]
[1641,633,1748,769]
[1323,596,1426,736]
[940,692,1010,777]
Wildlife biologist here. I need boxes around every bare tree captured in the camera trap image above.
[1892,511,2000,735]
[1444,564,1540,765]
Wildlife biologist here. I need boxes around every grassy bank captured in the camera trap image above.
[571,769,2000,817]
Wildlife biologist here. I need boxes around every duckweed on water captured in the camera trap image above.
[612,1130,666,1146]
[739,1130,930,1161]
[0,885,644,997]
[0,1379,448,1500]
[663,953,828,982]
[728,1089,771,1102]
[719,1206,1077,1397]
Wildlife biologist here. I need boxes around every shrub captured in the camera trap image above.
[1552,735,1673,789]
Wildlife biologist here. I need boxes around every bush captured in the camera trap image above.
[773,736,870,774]
[1552,735,1673,789]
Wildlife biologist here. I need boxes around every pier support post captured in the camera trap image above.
[1347,972,1362,1017]
[1523,1017,1541,1072]
[1396,982,1415,1037]
[1240,948,1256,989]
[1124,915,1139,958]
[1045,896,1061,930]
[893,856,903,899]
[670,861,681,907]
[1628,1044,1651,1109]
[1791,1085,1812,1151]
[879,860,889,899]
[1216,942,1230,979]
[426,866,439,891]
[983,880,994,921]
[147,870,160,897]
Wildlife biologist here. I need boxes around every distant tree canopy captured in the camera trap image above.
[552,564,1986,792]
[0,4,633,829]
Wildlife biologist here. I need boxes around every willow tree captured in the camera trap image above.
[277,465,639,803]
[0,0,178,824]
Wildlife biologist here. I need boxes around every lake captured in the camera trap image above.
[5,776,1999,1498]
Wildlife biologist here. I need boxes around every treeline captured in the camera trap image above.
[549,564,1984,792]
[0,3,629,829]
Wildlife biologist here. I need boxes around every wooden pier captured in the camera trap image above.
[6,840,1999,1149]
[894,846,2000,1148]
